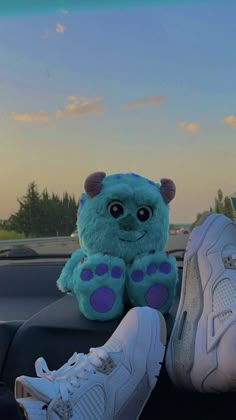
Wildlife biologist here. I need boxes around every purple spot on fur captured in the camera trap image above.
[90,287,115,313]
[148,180,156,186]
[131,172,140,178]
[145,284,169,309]
[147,263,158,275]
[111,266,123,279]
[159,262,171,274]
[95,264,108,276]
[81,269,93,281]
[131,270,144,282]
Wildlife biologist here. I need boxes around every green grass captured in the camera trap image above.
[0,230,26,240]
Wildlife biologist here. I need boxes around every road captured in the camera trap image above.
[0,233,189,255]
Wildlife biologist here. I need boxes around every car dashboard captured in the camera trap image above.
[0,252,234,420]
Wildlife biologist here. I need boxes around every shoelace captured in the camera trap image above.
[36,347,109,401]
[35,352,85,382]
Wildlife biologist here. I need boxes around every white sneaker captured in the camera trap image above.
[15,352,87,402]
[16,307,166,419]
[17,398,48,420]
[166,213,236,392]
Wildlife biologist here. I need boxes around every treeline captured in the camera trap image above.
[192,189,234,229]
[1,184,234,237]
[1,182,79,237]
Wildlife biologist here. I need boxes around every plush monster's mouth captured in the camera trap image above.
[118,231,146,242]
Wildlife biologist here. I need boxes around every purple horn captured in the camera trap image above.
[160,178,176,204]
[84,171,106,198]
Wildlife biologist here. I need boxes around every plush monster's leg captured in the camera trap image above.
[57,248,86,293]
[72,254,126,321]
[126,252,177,314]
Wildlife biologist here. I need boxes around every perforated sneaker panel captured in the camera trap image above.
[213,278,236,323]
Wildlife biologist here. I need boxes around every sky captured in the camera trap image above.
[0,0,236,223]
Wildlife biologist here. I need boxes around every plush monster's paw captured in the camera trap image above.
[73,255,126,321]
[126,252,177,314]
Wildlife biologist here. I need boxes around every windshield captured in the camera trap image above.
[0,0,235,258]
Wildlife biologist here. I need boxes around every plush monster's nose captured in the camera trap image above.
[118,214,138,231]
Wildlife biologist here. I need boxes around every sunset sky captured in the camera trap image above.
[0,0,236,223]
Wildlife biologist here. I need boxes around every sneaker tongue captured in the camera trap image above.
[102,336,122,353]
[100,337,122,368]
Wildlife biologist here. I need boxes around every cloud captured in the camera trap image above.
[9,96,105,123]
[59,9,69,15]
[122,95,166,109]
[67,95,80,103]
[222,115,236,128]
[178,121,200,133]
[56,96,106,119]
[56,23,65,33]
[10,112,50,123]
[41,22,65,40]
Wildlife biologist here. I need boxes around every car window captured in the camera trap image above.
[0,0,235,257]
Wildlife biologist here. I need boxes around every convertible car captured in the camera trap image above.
[0,246,234,420]
[0,1,235,417]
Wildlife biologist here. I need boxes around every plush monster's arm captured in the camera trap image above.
[57,248,86,293]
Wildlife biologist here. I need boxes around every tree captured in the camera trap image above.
[224,196,234,220]
[214,189,224,214]
[10,182,41,237]
[191,189,234,229]
[191,211,208,230]
[7,182,79,237]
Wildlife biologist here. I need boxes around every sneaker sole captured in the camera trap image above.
[115,308,167,420]
[165,213,230,390]
[17,398,47,420]
[137,309,167,420]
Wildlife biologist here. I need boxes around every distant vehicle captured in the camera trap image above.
[70,230,79,240]
[172,227,190,235]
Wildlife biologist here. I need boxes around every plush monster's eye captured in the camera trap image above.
[137,206,153,222]
[107,201,124,218]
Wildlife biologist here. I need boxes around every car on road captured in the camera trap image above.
[70,229,79,240]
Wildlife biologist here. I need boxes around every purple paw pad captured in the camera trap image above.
[145,284,169,309]
[111,266,123,279]
[81,269,93,281]
[147,263,158,275]
[159,262,171,274]
[90,287,115,313]
[95,263,109,276]
[131,270,144,282]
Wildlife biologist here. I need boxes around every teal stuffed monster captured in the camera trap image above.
[57,172,177,321]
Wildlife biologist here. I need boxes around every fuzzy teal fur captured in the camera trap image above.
[57,172,177,321]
